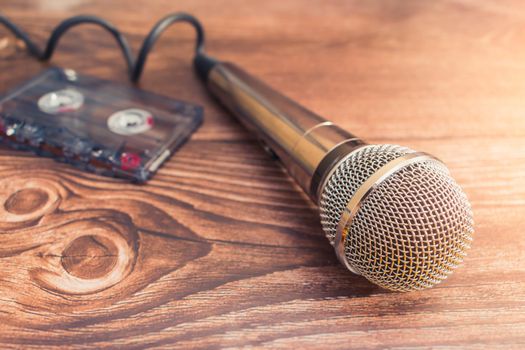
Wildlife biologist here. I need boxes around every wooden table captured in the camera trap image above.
[1,0,524,348]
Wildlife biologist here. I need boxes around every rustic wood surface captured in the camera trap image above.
[0,0,524,348]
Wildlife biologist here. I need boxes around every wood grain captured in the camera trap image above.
[0,0,524,348]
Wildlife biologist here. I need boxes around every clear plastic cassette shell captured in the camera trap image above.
[0,68,203,182]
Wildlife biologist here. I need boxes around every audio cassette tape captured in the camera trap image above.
[0,68,203,181]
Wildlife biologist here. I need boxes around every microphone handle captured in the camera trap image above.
[206,62,366,201]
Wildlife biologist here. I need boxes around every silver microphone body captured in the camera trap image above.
[207,62,364,201]
[202,61,474,292]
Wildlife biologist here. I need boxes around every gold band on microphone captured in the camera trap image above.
[333,152,439,273]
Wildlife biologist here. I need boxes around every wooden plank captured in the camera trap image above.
[0,0,524,348]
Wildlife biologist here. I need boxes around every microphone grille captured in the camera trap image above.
[319,144,474,291]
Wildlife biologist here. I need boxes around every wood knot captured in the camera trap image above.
[61,235,118,279]
[4,188,49,215]
[0,177,64,229]
[31,217,138,295]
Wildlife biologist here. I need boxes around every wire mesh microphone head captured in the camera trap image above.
[319,144,474,292]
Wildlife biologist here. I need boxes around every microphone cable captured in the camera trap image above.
[0,12,215,83]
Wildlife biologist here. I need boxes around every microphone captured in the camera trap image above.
[194,55,474,292]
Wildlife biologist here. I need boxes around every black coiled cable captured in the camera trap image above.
[0,12,213,82]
